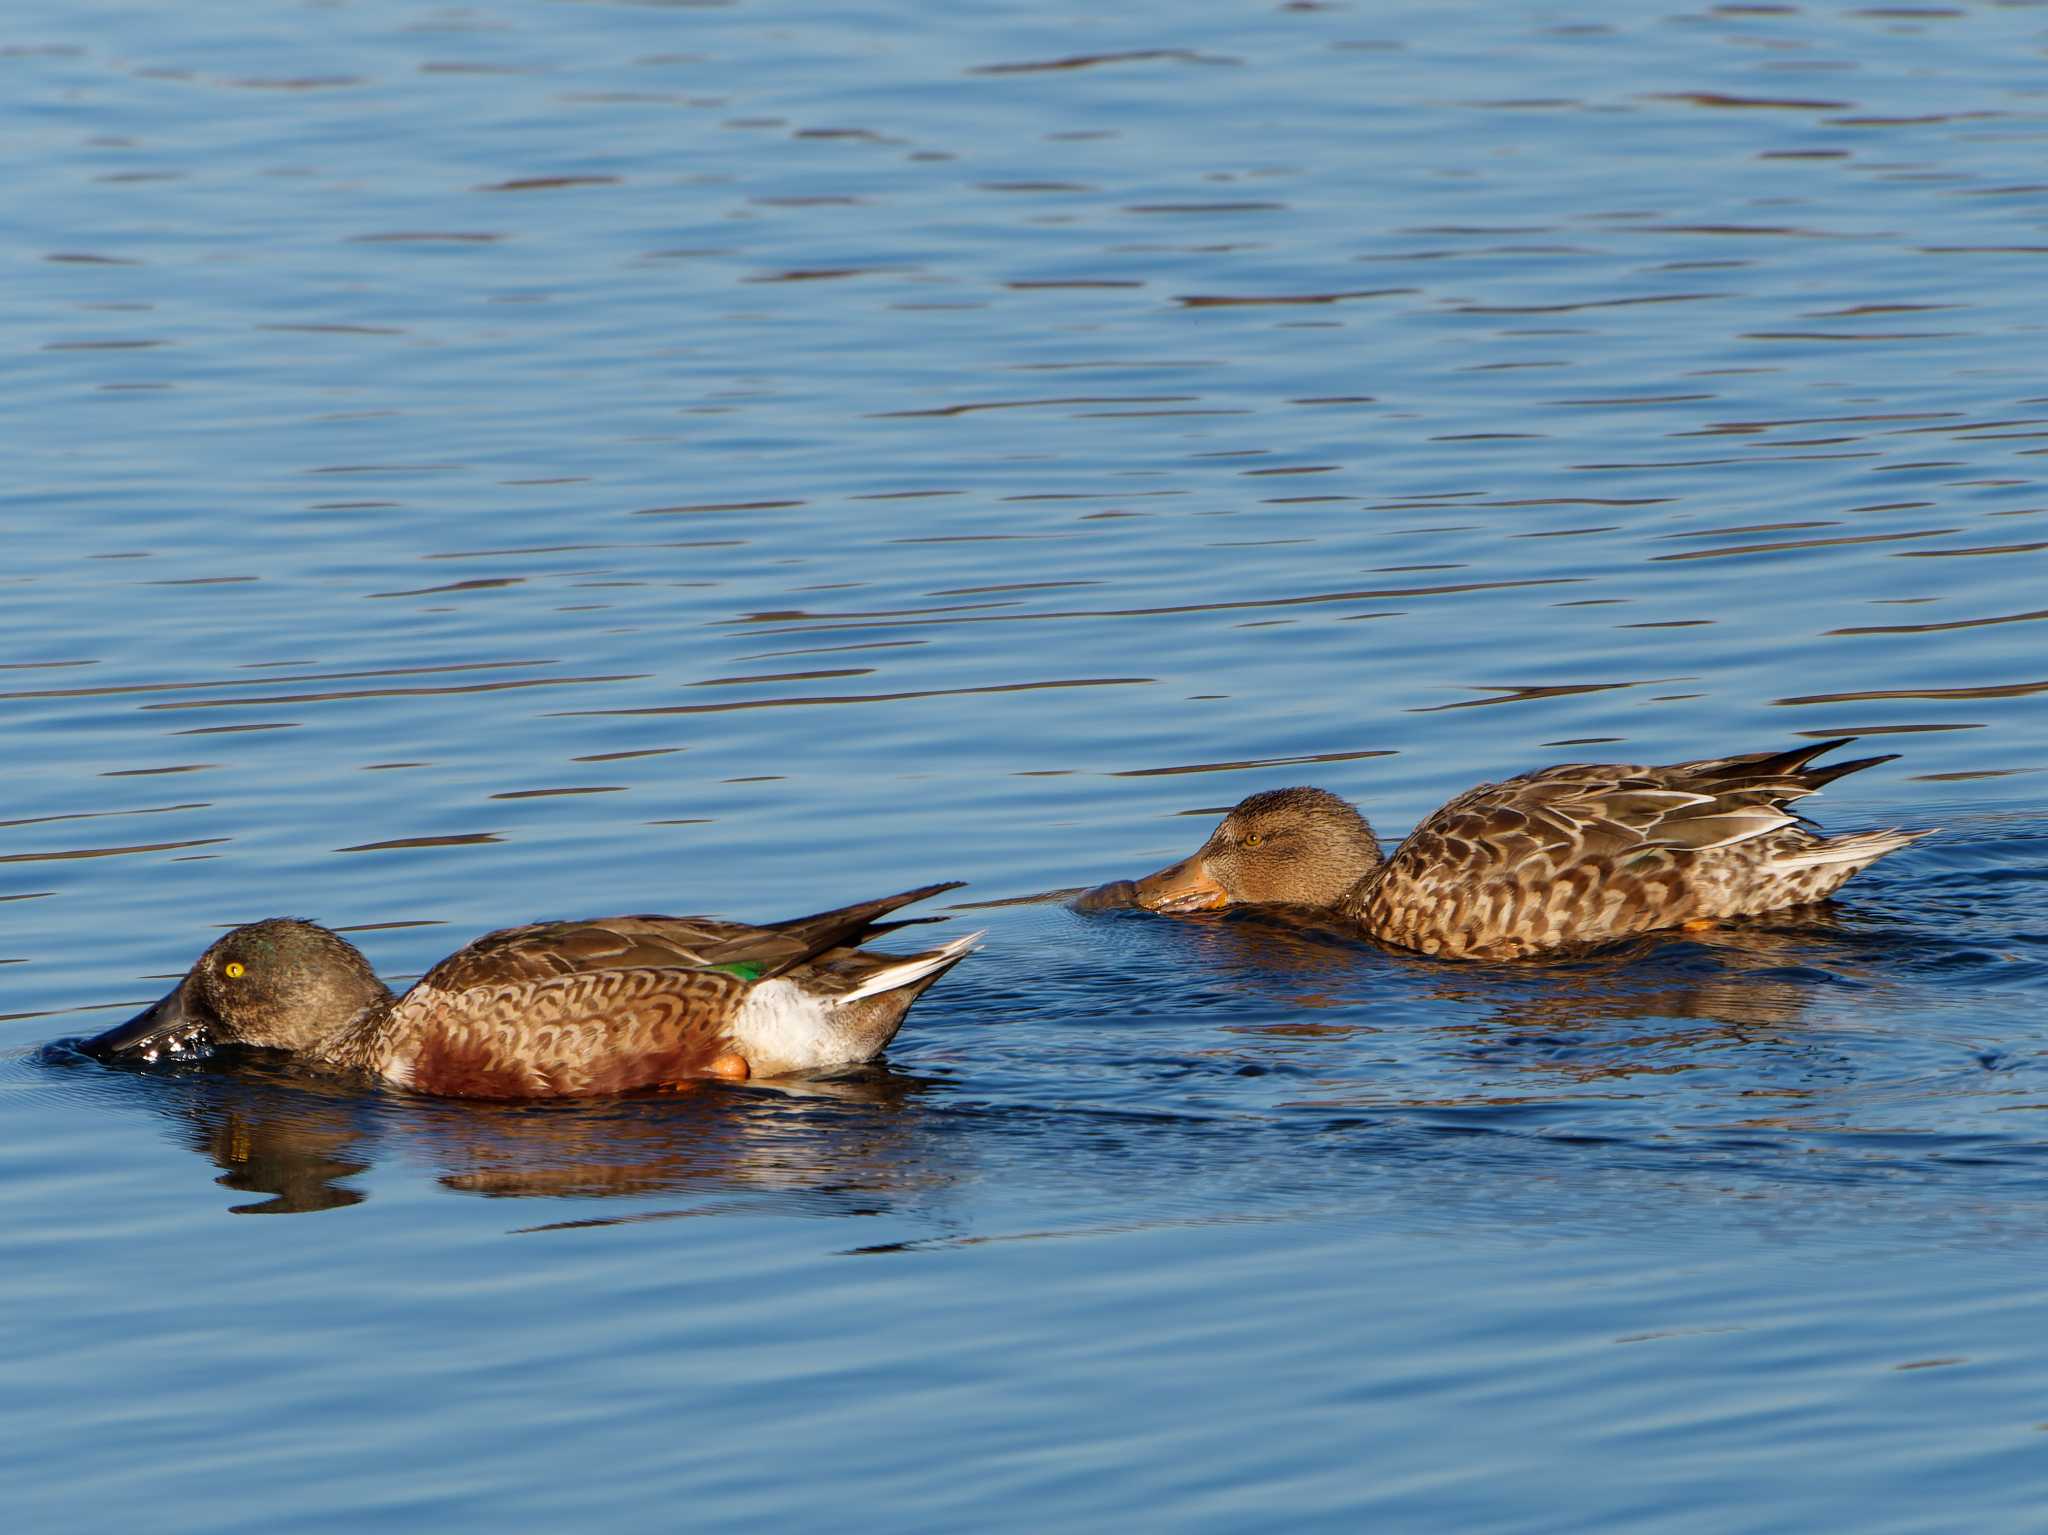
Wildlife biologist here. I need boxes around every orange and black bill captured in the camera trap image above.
[1132,854,1231,914]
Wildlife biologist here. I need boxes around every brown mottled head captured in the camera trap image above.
[85,919,394,1063]
[1133,786,1384,914]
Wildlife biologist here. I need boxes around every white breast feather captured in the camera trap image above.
[729,977,853,1074]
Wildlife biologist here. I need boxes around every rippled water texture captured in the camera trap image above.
[7,1,2048,1528]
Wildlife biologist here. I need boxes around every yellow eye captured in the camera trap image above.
[1244,833,1263,848]
[224,961,245,979]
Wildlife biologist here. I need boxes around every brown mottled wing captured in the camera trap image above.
[727,880,965,978]
[416,881,965,993]
[1357,740,1893,958]
[391,966,748,1098]
[418,916,771,993]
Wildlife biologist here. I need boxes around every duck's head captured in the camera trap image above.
[1133,786,1383,914]
[85,918,392,1064]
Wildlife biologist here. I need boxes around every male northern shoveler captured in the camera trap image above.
[85,883,979,1097]
[1128,739,1929,960]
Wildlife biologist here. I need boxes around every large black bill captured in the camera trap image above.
[83,985,207,1060]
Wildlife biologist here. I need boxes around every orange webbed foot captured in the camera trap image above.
[707,1050,751,1081]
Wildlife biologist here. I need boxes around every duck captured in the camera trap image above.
[84,883,980,1098]
[1128,739,1928,959]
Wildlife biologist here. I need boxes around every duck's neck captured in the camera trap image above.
[1328,842,1389,912]
[309,989,400,1074]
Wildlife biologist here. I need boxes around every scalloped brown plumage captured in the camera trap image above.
[1131,740,1930,959]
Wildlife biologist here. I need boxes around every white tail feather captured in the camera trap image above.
[1767,827,1932,871]
[840,930,985,1002]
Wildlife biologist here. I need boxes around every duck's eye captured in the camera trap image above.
[1243,832,1264,849]
[224,961,246,980]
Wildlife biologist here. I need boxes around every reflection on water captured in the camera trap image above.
[39,1042,944,1217]
[1069,897,1885,1064]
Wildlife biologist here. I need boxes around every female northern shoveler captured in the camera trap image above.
[1128,739,1929,960]
[85,883,979,1098]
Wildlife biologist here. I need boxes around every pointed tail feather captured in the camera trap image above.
[1699,737,1855,780]
[852,913,954,940]
[1696,738,1899,801]
[1794,752,1900,792]
[1767,826,1934,871]
[839,929,985,1003]
[708,881,964,978]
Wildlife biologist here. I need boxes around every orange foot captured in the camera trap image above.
[707,1050,751,1081]
[1681,918,1715,932]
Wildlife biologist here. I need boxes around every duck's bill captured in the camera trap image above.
[1133,856,1231,914]
[84,984,212,1062]
[1068,878,1139,911]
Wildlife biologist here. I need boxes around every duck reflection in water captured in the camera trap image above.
[1074,863,1909,1089]
[49,1042,945,1216]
